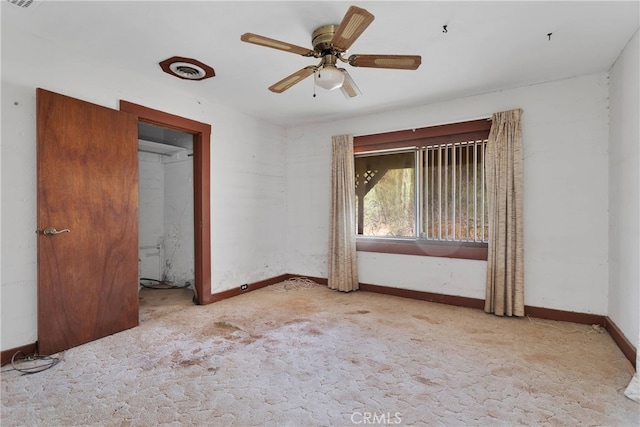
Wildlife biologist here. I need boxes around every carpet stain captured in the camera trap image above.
[288,298,317,315]
[463,327,491,334]
[414,376,437,386]
[305,327,323,336]
[412,314,443,324]
[346,310,370,315]
[491,366,517,377]
[284,318,310,325]
[213,321,242,331]
[178,358,203,367]
[240,334,263,345]
[525,352,560,364]
[171,350,206,367]
[520,385,540,395]
[476,337,510,346]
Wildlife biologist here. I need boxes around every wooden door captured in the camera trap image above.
[37,88,139,355]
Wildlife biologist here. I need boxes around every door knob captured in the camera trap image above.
[42,226,71,236]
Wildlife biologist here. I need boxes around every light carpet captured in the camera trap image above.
[2,279,638,426]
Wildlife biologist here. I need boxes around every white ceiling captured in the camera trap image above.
[2,0,639,127]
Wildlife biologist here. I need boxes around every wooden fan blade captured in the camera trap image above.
[241,33,315,57]
[331,6,375,51]
[339,68,361,98]
[268,67,315,93]
[348,54,422,70]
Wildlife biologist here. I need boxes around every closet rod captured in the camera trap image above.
[138,149,174,157]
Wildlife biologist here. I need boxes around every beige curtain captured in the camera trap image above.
[328,135,359,292]
[485,109,525,316]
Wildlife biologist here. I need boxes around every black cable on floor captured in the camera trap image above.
[140,278,191,290]
[1,351,64,375]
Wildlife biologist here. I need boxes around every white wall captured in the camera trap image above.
[163,155,194,286]
[287,73,610,315]
[1,29,287,351]
[608,29,639,351]
[138,150,195,286]
[138,151,165,281]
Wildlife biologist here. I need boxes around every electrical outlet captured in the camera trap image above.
[241,284,248,291]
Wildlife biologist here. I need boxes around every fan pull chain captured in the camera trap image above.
[313,69,317,98]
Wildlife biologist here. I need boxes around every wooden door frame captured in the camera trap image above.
[120,101,212,305]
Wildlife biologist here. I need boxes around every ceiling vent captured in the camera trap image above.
[159,56,215,81]
[6,0,36,7]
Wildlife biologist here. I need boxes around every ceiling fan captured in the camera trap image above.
[240,5,422,98]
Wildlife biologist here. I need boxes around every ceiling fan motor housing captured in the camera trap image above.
[312,25,339,55]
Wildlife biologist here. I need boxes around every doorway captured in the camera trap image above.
[137,123,195,304]
[120,100,212,305]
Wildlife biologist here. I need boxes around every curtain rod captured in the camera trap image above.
[353,116,492,137]
[354,116,492,138]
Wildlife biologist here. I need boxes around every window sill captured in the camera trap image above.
[356,237,488,261]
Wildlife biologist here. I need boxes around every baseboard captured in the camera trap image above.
[523,305,605,327]
[7,275,634,370]
[604,316,637,370]
[204,273,294,304]
[1,342,38,366]
[358,282,485,310]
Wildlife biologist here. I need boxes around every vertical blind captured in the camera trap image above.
[422,138,488,242]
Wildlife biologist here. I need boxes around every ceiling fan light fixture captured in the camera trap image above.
[314,65,345,91]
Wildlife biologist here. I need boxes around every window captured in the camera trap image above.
[355,151,416,237]
[354,119,491,260]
